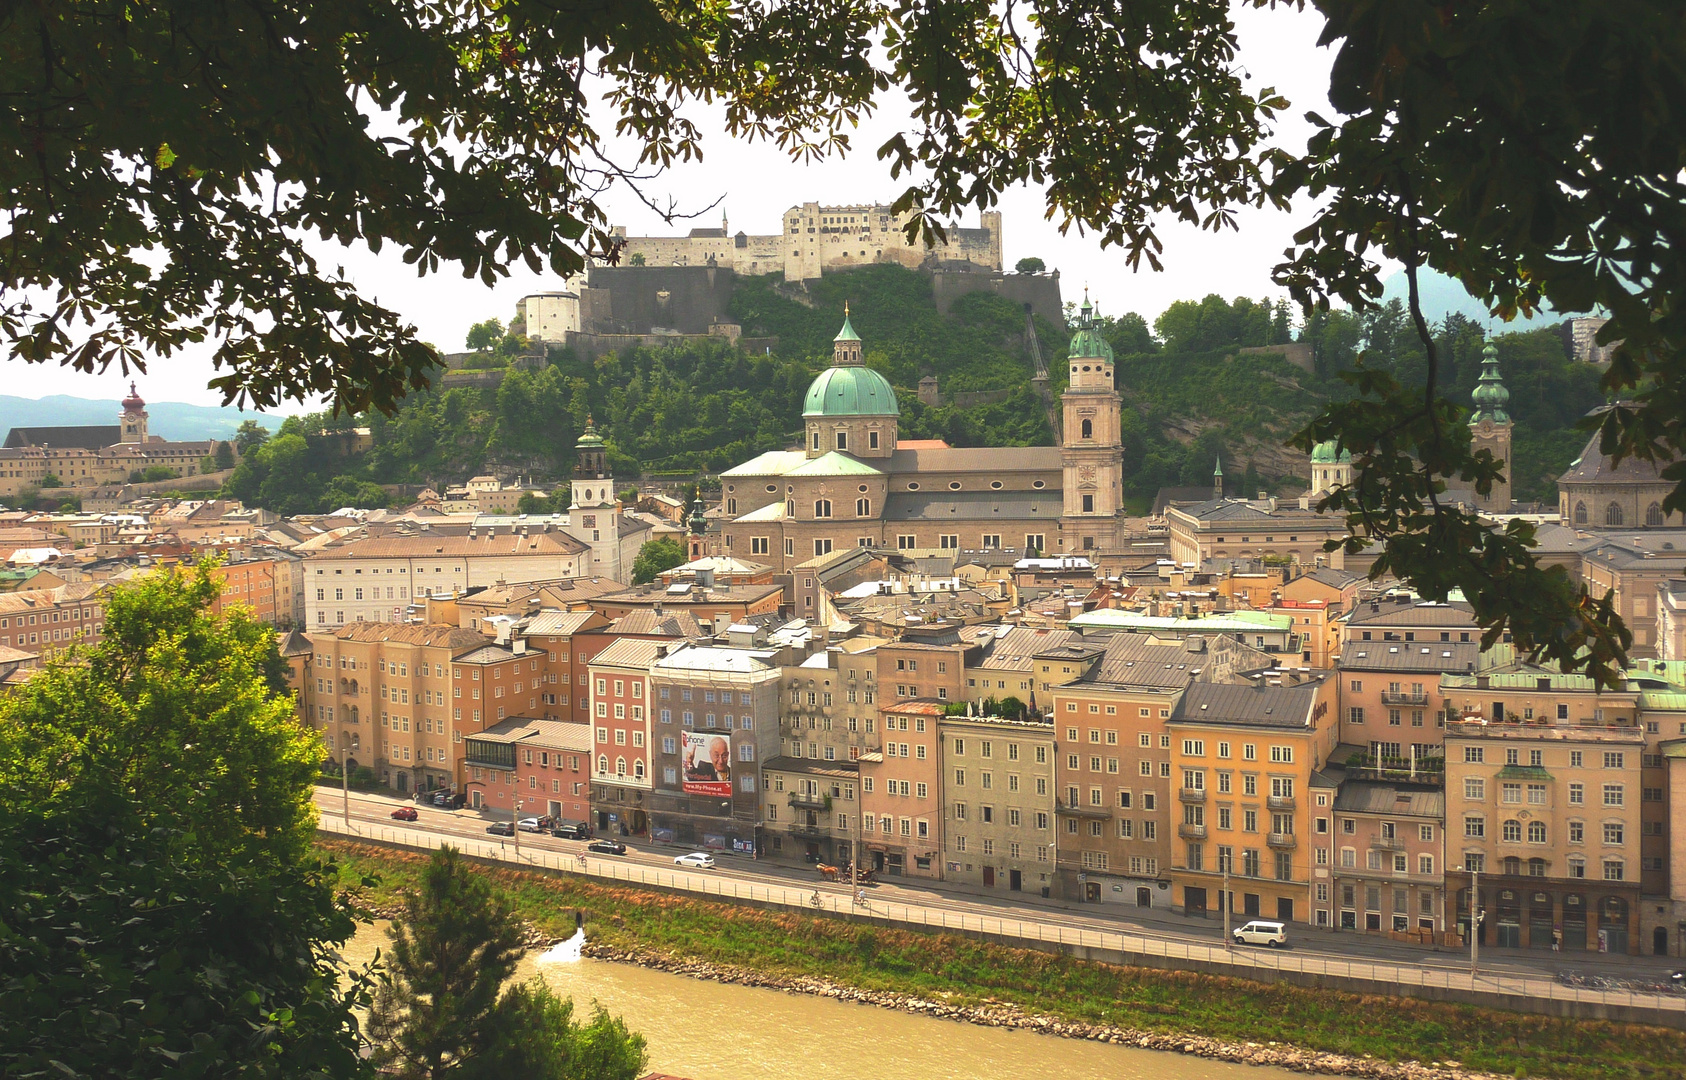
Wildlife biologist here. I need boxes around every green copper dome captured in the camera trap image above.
[575,417,605,448]
[1470,343,1511,426]
[1310,439,1351,464]
[802,364,899,417]
[1066,294,1115,363]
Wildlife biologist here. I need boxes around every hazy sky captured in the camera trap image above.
[11,3,1334,412]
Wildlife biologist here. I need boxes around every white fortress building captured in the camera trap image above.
[612,203,1003,281]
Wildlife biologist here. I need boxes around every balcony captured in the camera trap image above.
[1055,799,1112,820]
[1380,690,1431,707]
[1266,832,1297,849]
[1178,787,1207,804]
[787,792,830,811]
[789,824,827,840]
[1178,823,1207,840]
[1369,835,1404,852]
[1266,794,1296,811]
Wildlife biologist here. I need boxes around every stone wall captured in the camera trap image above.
[931,269,1065,329]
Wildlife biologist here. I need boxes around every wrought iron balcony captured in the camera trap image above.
[1266,831,1297,849]
[1178,787,1207,804]
[1178,823,1208,840]
[1266,794,1296,811]
[1381,690,1431,707]
[787,792,830,811]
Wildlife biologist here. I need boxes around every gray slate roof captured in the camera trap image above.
[882,490,1062,522]
[1170,678,1327,728]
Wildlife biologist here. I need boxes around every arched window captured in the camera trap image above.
[634,759,646,779]
[597,754,608,774]
[1528,821,1547,844]
[1647,502,1664,526]
[1081,418,1093,440]
[1502,856,1522,876]
[856,498,871,517]
[1574,501,1587,524]
[615,756,627,777]
[1502,819,1522,842]
[1606,502,1624,527]
[1528,858,1548,877]
[814,499,832,518]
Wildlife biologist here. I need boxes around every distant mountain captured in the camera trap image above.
[0,395,286,442]
[1378,266,1563,332]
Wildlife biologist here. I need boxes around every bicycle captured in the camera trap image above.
[810,891,823,910]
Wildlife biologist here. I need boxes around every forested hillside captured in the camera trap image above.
[222,265,1607,514]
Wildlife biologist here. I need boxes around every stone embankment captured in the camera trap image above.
[556,936,1501,1080]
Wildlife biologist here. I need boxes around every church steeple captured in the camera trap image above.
[1468,342,1513,513]
[1212,456,1224,499]
[1060,290,1125,550]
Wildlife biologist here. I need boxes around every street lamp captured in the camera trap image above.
[1457,864,1481,977]
[1047,842,1057,898]
[513,798,525,864]
[341,740,352,828]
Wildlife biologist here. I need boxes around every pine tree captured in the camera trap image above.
[369,846,526,1080]
[369,847,648,1080]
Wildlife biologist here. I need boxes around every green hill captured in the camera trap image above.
[222,267,1603,514]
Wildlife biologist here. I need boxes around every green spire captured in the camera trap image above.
[575,416,605,448]
[688,495,708,535]
[1470,342,1511,426]
[1213,456,1224,477]
[834,301,860,343]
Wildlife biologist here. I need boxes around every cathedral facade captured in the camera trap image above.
[710,304,1125,570]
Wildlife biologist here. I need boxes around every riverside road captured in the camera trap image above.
[315,787,1685,1020]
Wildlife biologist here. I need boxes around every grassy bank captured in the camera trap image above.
[318,838,1683,1080]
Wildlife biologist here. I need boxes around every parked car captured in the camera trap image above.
[674,852,716,869]
[431,792,464,808]
[485,821,515,836]
[1232,920,1288,948]
[552,822,591,840]
[517,817,544,833]
[587,839,628,856]
[390,806,418,822]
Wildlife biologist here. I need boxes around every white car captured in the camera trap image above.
[674,852,716,869]
[1232,919,1288,948]
[517,817,544,833]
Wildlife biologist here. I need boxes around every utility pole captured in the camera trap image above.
[1460,864,1481,977]
[1223,855,1233,950]
[513,798,523,864]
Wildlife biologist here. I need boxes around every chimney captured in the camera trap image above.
[1299,496,1310,511]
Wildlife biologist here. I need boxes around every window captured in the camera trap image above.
[1603,821,1624,845]
[814,499,832,518]
[1603,751,1625,769]
[1569,782,1584,805]
[1463,746,1484,763]
[1464,815,1485,838]
[1528,821,1547,843]
[1603,783,1624,807]
[1463,777,1485,800]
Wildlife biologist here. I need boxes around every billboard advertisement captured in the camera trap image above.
[682,731,732,796]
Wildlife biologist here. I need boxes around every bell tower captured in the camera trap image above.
[120,382,148,444]
[1059,296,1125,551]
[1469,342,1513,513]
[566,418,623,579]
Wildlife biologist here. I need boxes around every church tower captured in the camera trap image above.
[1059,296,1125,551]
[120,382,148,444]
[1469,342,1513,513]
[1308,440,1353,496]
[566,419,623,579]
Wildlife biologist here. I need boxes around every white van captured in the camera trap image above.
[1233,920,1288,947]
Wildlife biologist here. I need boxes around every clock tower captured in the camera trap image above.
[566,418,623,580]
[1059,297,1125,551]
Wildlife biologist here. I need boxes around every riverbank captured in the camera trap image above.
[318,838,1683,1080]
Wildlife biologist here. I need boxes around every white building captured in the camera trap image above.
[304,529,589,628]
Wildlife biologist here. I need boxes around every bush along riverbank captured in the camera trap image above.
[319,838,1683,1080]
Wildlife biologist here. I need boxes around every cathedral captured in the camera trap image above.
[709,302,1126,569]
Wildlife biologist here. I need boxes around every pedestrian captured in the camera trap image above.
[1553,926,1562,953]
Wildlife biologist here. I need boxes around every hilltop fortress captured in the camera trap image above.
[519,204,1062,360]
[615,203,1003,280]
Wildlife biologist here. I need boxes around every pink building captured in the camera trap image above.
[462,717,592,823]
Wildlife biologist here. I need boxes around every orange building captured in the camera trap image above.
[860,700,947,879]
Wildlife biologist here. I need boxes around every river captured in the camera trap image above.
[341,923,1303,1080]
